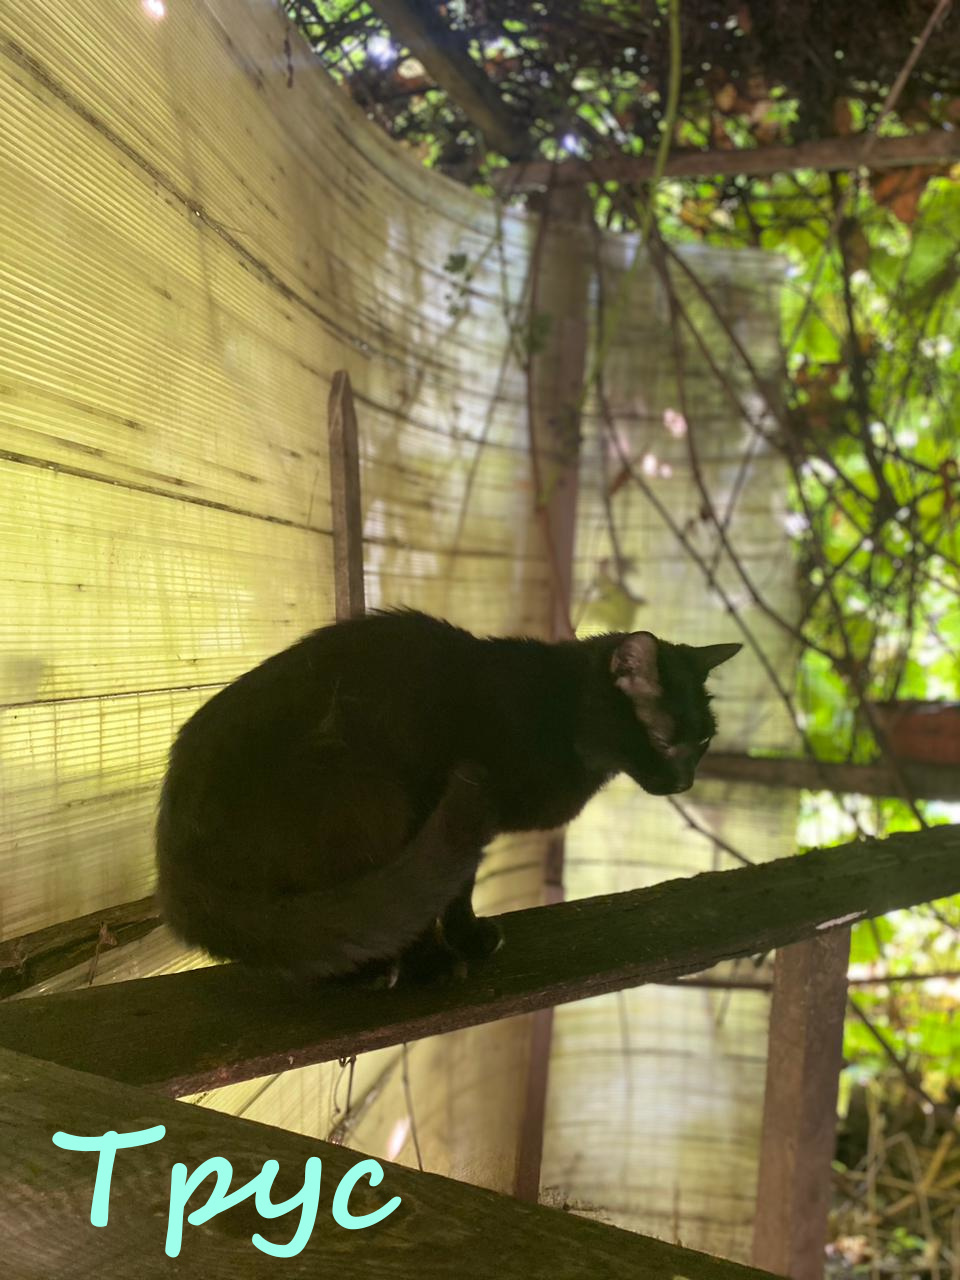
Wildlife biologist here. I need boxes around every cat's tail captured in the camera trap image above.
[156,765,495,977]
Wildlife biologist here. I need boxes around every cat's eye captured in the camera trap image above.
[698,737,711,747]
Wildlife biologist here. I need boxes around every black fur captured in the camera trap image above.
[155,609,739,981]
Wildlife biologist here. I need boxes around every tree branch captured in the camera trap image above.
[365,0,526,158]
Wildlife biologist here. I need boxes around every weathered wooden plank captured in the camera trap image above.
[752,930,851,1280]
[0,895,159,1000]
[326,370,366,621]
[494,129,960,190]
[697,752,960,801]
[0,825,956,1098]
[366,0,524,159]
[0,1046,777,1280]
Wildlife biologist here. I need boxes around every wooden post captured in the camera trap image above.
[327,370,366,621]
[525,186,592,642]
[752,929,852,1280]
[514,186,592,1202]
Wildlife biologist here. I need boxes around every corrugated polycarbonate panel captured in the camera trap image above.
[0,0,552,1214]
[0,0,546,941]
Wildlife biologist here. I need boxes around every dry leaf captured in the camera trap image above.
[753,120,780,145]
[715,82,738,112]
[679,197,716,232]
[833,98,853,135]
[746,73,768,100]
[870,165,943,224]
[397,57,426,79]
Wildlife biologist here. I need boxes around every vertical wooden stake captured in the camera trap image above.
[514,831,566,1203]
[752,928,851,1280]
[327,370,366,620]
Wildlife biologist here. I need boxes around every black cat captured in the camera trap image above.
[155,609,740,984]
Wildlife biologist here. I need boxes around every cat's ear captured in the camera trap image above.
[693,642,742,677]
[611,632,661,700]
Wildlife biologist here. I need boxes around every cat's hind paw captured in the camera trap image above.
[396,928,468,987]
[444,914,504,963]
[336,957,400,991]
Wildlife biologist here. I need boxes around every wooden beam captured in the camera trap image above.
[0,1046,777,1280]
[326,370,366,621]
[494,129,960,190]
[697,752,960,801]
[365,0,523,158]
[752,930,851,1280]
[0,895,160,1000]
[0,824,955,1097]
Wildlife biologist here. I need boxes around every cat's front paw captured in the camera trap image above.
[444,914,504,963]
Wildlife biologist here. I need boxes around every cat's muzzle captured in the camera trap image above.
[643,775,694,795]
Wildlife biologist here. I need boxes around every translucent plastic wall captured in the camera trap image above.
[540,241,797,1257]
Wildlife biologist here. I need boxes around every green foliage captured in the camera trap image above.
[713,165,960,1104]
